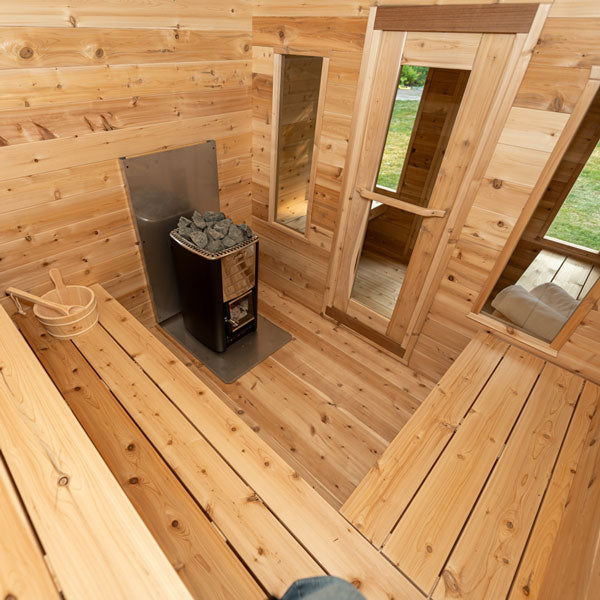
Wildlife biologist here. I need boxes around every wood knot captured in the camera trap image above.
[95,48,104,58]
[351,579,361,589]
[19,47,34,59]
[426,544,433,553]
[442,569,460,594]
[497,221,505,228]
[244,44,250,52]
[278,30,285,38]
[171,520,179,528]
[506,520,514,529]
[492,178,503,189]
[5,594,18,600]
[57,475,69,487]
[126,443,135,451]
[128,476,139,485]
[448,274,455,281]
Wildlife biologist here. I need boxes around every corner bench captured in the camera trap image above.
[343,332,600,599]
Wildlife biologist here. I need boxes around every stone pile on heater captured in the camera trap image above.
[177,210,253,254]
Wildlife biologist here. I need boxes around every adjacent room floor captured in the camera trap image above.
[351,250,408,319]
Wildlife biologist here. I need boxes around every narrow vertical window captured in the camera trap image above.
[274,55,324,233]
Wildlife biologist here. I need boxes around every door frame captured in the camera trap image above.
[324,2,550,357]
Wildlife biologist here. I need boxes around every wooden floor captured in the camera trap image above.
[6,291,599,599]
[519,249,600,300]
[157,283,434,509]
[343,332,600,599]
[10,286,426,600]
[351,249,408,318]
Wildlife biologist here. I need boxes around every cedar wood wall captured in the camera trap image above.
[251,0,600,384]
[0,1,252,324]
[0,0,598,384]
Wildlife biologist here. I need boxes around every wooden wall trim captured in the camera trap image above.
[325,305,405,357]
[374,4,540,34]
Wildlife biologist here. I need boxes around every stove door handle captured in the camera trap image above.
[226,316,239,328]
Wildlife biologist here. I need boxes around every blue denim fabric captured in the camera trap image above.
[280,576,366,600]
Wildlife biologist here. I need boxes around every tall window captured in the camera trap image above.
[350,65,469,318]
[274,55,324,233]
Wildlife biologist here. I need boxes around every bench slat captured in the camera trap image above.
[383,346,545,594]
[342,333,509,547]
[0,304,192,600]
[0,457,59,600]
[93,283,423,600]
[16,312,265,600]
[537,381,600,600]
[431,363,583,599]
[73,312,323,596]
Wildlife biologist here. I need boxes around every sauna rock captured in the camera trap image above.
[177,210,253,254]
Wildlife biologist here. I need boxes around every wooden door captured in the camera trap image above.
[326,4,549,355]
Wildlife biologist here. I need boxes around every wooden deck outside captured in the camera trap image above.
[3,290,599,599]
[518,248,600,300]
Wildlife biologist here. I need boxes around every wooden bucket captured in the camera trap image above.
[33,285,98,339]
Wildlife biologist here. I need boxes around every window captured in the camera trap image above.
[479,89,600,344]
[274,54,324,233]
[350,65,469,318]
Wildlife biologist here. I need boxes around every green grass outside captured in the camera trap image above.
[376,100,599,252]
[376,100,419,190]
[546,141,600,251]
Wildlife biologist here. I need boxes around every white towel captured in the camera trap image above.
[530,282,580,319]
[491,284,577,341]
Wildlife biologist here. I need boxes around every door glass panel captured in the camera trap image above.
[275,54,323,233]
[351,65,470,318]
[351,202,423,318]
[481,89,600,342]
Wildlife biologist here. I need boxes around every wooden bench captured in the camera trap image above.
[10,284,423,600]
[0,300,192,600]
[343,332,600,599]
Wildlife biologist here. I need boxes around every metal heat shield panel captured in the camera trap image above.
[120,142,220,323]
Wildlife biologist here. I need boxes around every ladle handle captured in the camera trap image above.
[49,268,67,292]
[5,287,71,316]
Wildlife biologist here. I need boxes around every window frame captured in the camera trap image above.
[470,67,600,354]
[268,51,330,238]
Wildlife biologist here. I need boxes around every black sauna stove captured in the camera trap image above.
[170,231,259,353]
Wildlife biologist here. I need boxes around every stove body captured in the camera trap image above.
[170,234,258,352]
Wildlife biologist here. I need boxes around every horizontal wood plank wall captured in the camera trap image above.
[409,2,600,383]
[0,1,252,325]
[251,17,366,312]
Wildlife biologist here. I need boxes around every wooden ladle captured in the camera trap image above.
[49,268,69,303]
[6,287,81,316]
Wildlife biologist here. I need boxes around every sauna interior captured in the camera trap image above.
[1,1,600,599]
